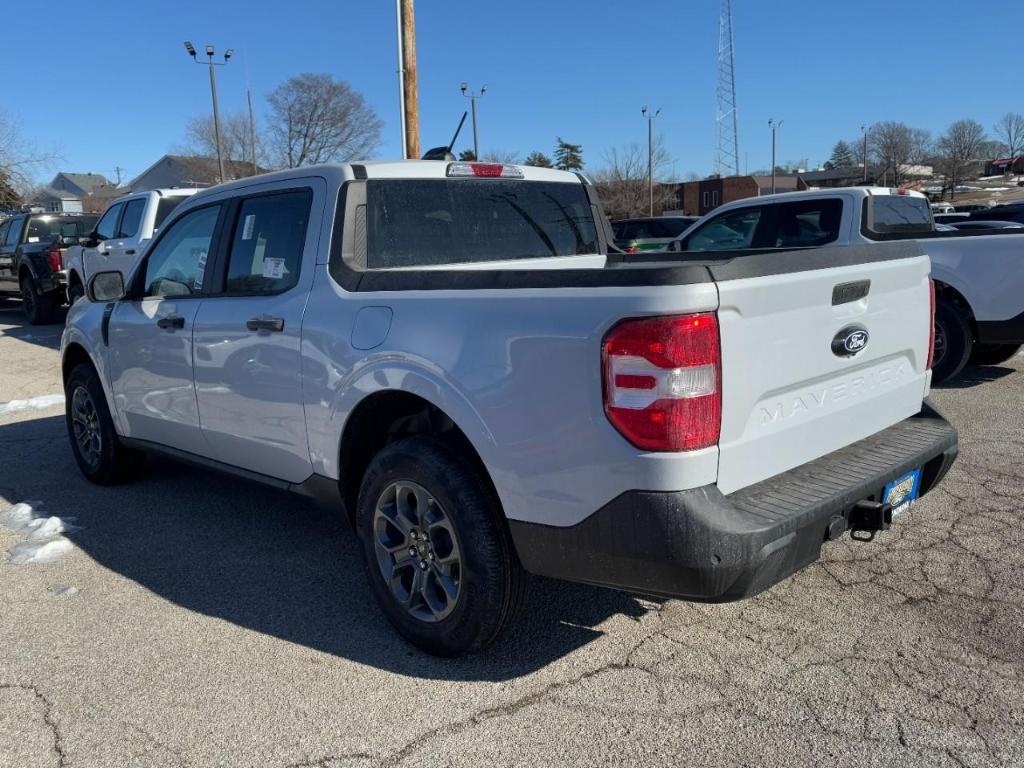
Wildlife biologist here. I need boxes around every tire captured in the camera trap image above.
[931,299,972,384]
[67,279,85,305]
[65,363,144,485]
[356,435,525,656]
[969,343,1022,367]
[20,274,56,325]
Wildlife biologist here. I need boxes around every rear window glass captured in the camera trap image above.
[866,195,933,235]
[26,215,97,242]
[365,179,599,268]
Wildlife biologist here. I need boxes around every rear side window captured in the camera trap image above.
[866,195,933,235]
[685,207,763,251]
[774,198,843,247]
[224,189,311,294]
[365,179,599,268]
[117,199,146,238]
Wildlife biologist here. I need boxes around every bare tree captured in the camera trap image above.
[993,112,1024,169]
[480,149,521,164]
[180,111,268,169]
[866,121,931,186]
[266,73,382,168]
[936,119,986,201]
[590,139,676,219]
[0,111,59,201]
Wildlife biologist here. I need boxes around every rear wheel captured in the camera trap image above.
[356,435,525,656]
[969,343,1022,366]
[931,300,972,384]
[20,274,56,325]
[65,363,144,484]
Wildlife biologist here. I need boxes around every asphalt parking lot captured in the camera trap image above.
[1,296,1022,768]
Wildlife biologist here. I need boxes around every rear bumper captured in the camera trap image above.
[509,400,958,601]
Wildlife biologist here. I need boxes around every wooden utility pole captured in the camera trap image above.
[399,0,420,159]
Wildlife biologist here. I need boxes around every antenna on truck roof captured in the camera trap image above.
[421,111,468,161]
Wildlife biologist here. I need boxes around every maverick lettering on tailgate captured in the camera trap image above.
[760,362,910,426]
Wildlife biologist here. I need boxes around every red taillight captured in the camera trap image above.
[46,248,63,273]
[602,313,722,452]
[926,279,936,369]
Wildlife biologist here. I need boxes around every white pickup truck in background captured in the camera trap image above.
[64,188,199,304]
[665,187,1024,383]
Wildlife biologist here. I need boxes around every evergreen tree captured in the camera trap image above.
[524,151,553,168]
[827,140,855,169]
[458,149,476,161]
[553,138,584,170]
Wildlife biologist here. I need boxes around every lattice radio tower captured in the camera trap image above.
[715,0,740,177]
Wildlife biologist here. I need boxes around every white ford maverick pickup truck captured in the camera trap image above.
[61,161,958,655]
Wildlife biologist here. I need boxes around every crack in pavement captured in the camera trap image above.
[0,682,66,767]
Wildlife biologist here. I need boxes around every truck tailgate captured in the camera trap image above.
[713,244,932,495]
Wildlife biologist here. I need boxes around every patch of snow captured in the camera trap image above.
[0,394,65,417]
[1,501,76,565]
[10,538,74,564]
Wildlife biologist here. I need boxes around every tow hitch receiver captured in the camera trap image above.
[849,500,893,542]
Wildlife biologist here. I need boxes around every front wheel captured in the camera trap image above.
[931,300,972,384]
[356,435,525,656]
[969,343,1021,367]
[65,363,144,484]
[67,279,85,305]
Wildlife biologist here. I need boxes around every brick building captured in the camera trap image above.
[668,174,808,216]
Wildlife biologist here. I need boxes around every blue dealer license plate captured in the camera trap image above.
[884,469,922,516]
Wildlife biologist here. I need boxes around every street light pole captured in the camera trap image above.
[642,105,661,216]
[247,88,258,176]
[185,42,232,184]
[768,118,782,194]
[460,83,487,159]
[861,124,868,182]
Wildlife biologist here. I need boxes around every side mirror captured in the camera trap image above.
[666,239,683,252]
[88,271,125,303]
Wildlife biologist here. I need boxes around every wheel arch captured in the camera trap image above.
[933,279,977,340]
[336,389,504,533]
[62,341,96,387]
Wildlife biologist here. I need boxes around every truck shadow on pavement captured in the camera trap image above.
[936,364,1016,390]
[0,415,651,682]
[0,298,64,351]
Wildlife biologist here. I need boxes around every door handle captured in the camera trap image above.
[156,315,185,330]
[124,249,136,256]
[246,316,285,332]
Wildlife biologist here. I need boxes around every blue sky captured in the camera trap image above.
[5,0,1018,184]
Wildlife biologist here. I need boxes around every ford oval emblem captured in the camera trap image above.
[832,325,869,357]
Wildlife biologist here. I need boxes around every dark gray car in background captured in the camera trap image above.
[0,211,98,323]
